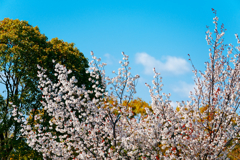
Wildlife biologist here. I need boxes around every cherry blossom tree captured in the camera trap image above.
[10,9,240,159]
[10,51,141,159]
[125,9,240,159]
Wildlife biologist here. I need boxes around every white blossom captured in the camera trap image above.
[10,12,240,159]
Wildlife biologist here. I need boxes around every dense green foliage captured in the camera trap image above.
[0,18,106,159]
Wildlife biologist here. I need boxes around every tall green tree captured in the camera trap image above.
[0,18,106,160]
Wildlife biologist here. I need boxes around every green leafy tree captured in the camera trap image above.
[0,18,106,159]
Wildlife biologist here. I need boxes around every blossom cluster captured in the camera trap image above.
[11,10,240,160]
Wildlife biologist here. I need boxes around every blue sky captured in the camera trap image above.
[0,0,240,108]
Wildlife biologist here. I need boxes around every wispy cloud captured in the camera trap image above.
[172,81,195,98]
[135,52,191,76]
[104,53,117,65]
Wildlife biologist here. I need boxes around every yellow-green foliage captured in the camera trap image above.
[98,96,152,118]
[227,143,240,160]
[122,97,152,117]
[0,18,103,159]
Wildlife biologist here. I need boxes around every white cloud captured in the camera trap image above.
[104,53,113,65]
[135,52,191,76]
[172,81,195,98]
[103,53,118,65]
